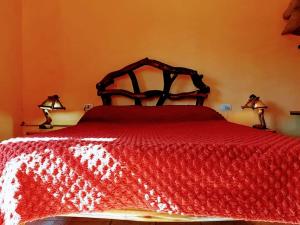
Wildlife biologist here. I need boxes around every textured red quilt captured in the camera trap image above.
[1,106,300,225]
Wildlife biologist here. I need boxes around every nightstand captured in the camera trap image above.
[21,122,73,136]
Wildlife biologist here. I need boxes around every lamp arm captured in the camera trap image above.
[39,109,53,129]
[43,109,52,124]
[258,109,267,129]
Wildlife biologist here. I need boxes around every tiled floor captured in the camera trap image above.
[26,217,292,225]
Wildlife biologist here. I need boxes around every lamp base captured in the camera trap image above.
[39,123,53,129]
[252,124,267,130]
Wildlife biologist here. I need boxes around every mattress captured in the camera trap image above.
[1,105,300,225]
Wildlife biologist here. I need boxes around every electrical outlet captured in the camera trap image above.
[220,103,232,112]
[83,104,94,112]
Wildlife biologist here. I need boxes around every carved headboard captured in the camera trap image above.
[96,58,210,106]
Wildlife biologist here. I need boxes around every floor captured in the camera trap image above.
[26,217,293,225]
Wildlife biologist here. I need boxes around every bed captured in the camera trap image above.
[1,58,300,225]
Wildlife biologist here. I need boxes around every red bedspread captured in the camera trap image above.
[1,106,300,224]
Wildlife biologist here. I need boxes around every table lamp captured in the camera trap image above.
[241,94,268,129]
[38,95,65,129]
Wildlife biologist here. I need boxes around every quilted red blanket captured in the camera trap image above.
[1,106,300,224]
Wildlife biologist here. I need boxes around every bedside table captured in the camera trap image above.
[21,122,73,136]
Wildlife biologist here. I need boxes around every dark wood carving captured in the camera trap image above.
[282,0,300,36]
[96,58,210,106]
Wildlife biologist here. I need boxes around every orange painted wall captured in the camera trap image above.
[0,0,22,140]
[22,0,300,135]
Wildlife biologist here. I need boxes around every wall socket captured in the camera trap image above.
[83,104,94,112]
[219,103,232,112]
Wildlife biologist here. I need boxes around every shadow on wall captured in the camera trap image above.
[203,75,222,108]
[0,111,13,140]
[287,113,300,136]
[265,100,300,136]
[265,101,286,131]
[292,116,300,135]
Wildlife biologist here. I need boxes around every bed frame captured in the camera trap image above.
[76,58,233,222]
[96,57,210,106]
[26,59,230,223]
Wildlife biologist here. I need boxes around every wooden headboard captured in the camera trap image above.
[96,58,210,106]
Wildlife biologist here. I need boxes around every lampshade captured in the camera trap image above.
[253,99,267,109]
[242,94,267,110]
[38,95,65,110]
[242,98,256,109]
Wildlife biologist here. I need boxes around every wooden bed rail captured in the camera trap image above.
[96,58,210,106]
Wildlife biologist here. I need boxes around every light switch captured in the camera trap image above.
[220,104,232,112]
